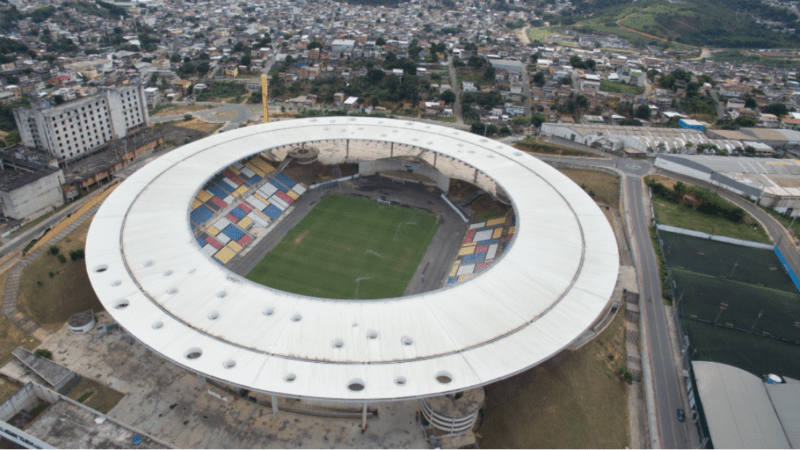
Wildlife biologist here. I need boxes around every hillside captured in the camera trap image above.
[564,0,800,49]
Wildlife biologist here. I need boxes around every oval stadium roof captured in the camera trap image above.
[85,117,619,401]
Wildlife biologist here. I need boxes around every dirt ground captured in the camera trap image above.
[152,104,211,117]
[64,377,125,414]
[477,297,630,449]
[174,119,224,135]
[559,169,621,208]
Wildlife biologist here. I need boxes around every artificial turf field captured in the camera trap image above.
[246,194,439,299]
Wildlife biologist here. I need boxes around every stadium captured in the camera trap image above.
[85,117,619,432]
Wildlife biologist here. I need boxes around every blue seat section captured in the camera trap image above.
[250,175,262,184]
[462,252,487,264]
[263,204,282,219]
[207,184,227,199]
[475,238,500,247]
[229,207,247,220]
[190,205,213,225]
[275,173,296,188]
[221,224,246,241]
[196,237,206,247]
[215,179,235,194]
[268,179,288,192]
[446,276,458,285]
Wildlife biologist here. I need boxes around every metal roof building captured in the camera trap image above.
[693,361,800,449]
[85,117,619,402]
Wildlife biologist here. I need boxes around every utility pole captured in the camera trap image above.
[728,260,739,279]
[751,310,763,333]
[715,303,728,325]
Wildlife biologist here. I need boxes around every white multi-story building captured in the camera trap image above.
[14,85,150,160]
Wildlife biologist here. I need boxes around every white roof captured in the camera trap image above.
[343,96,358,105]
[86,117,619,402]
[693,361,792,449]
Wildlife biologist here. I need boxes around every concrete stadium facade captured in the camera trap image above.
[85,117,619,402]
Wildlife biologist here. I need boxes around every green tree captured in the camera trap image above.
[763,103,788,116]
[170,53,181,63]
[375,36,386,46]
[440,89,456,104]
[635,104,651,120]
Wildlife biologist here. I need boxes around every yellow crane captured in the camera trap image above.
[261,73,269,123]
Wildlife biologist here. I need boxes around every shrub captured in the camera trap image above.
[48,245,59,255]
[69,249,85,261]
[56,253,66,263]
[48,271,54,278]
[34,349,52,359]
[36,280,42,286]
[77,391,93,403]
[23,239,37,254]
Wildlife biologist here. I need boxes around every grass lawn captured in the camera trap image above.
[652,197,771,244]
[65,377,124,414]
[600,80,644,95]
[559,169,620,208]
[246,195,439,299]
[17,218,103,333]
[477,297,629,448]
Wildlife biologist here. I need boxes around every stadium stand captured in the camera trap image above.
[447,215,514,286]
[190,158,307,268]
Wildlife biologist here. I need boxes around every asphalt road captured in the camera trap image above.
[533,143,688,448]
[447,59,464,125]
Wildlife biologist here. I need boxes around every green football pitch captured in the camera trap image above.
[246,194,440,299]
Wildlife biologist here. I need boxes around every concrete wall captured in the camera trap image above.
[359,159,450,192]
[0,170,65,220]
[0,382,39,422]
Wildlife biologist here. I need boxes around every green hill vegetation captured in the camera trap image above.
[561,0,800,49]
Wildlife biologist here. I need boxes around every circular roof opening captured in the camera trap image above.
[394,376,407,386]
[185,347,202,360]
[113,299,130,310]
[152,321,164,330]
[401,336,413,346]
[94,264,108,273]
[436,371,453,384]
[216,291,227,298]
[347,379,365,392]
[290,314,301,322]
[263,308,275,316]
[285,373,296,382]
[208,311,220,320]
[223,360,236,369]
[367,330,378,340]
[332,339,344,349]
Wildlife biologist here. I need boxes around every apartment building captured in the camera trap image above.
[13,85,150,160]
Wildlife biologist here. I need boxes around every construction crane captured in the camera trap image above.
[261,73,269,123]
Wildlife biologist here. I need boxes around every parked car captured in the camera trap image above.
[677,408,686,422]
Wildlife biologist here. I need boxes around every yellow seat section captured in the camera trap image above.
[227,241,243,253]
[245,161,266,178]
[508,226,516,235]
[254,193,269,204]
[458,274,476,282]
[492,228,503,239]
[458,247,475,256]
[207,226,220,236]
[227,165,241,175]
[486,217,506,227]
[238,217,253,229]
[214,247,236,264]
[232,185,249,197]
[450,265,459,277]
[253,156,275,174]
[196,190,213,202]
[191,199,203,210]
[287,190,299,200]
